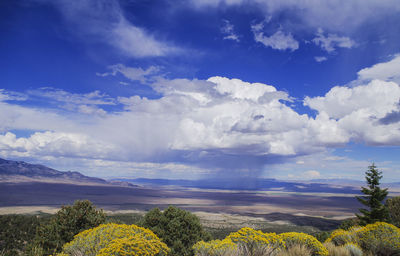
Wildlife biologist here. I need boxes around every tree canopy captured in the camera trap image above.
[141,206,211,256]
[356,163,389,225]
[30,200,106,255]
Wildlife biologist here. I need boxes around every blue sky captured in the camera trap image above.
[1,0,400,182]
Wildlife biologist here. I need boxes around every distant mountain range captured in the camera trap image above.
[0,158,133,187]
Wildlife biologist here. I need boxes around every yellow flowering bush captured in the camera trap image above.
[278,232,328,256]
[226,227,284,247]
[325,226,361,246]
[97,236,169,256]
[193,239,237,256]
[194,228,330,256]
[227,227,285,255]
[326,222,400,255]
[58,223,169,256]
[356,222,400,256]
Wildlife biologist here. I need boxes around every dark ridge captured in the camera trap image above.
[0,157,133,187]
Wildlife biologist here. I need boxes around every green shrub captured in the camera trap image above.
[30,200,106,255]
[339,218,360,230]
[58,223,169,256]
[141,206,211,256]
[25,246,45,256]
[313,231,331,243]
[386,196,400,227]
[0,214,50,256]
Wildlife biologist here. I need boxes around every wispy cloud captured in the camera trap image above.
[111,18,180,57]
[0,89,27,102]
[313,28,356,53]
[314,56,328,62]
[41,0,180,58]
[304,170,321,179]
[251,22,299,51]
[221,20,239,42]
[28,88,115,106]
[26,88,115,116]
[97,64,160,83]
[189,0,400,32]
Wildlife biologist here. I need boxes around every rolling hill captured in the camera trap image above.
[0,158,132,187]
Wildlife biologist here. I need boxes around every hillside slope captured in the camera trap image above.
[0,158,131,187]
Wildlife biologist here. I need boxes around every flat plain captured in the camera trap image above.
[0,181,362,232]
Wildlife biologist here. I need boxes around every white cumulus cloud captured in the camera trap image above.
[0,131,114,159]
[357,55,400,84]
[305,79,400,145]
[305,80,400,119]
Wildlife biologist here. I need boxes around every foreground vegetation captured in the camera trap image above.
[0,214,51,256]
[1,199,400,256]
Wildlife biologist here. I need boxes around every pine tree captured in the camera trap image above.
[356,163,389,225]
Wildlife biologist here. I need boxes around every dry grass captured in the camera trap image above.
[324,242,350,256]
[276,244,312,256]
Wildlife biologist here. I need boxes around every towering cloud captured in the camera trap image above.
[2,55,400,176]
